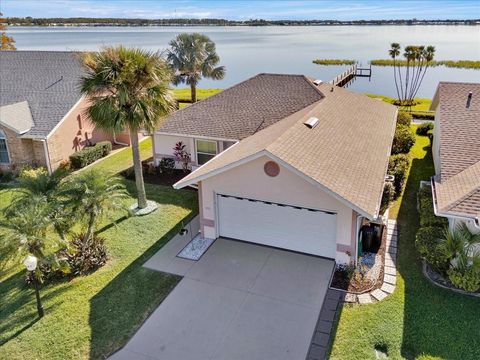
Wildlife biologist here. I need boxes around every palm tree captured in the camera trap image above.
[80,46,175,209]
[167,33,225,103]
[442,223,480,271]
[0,196,68,277]
[63,170,128,244]
[389,43,402,102]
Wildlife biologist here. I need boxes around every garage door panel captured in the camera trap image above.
[217,195,336,258]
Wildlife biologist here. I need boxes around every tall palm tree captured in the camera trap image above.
[80,46,175,209]
[389,43,402,102]
[167,33,225,103]
[63,170,128,244]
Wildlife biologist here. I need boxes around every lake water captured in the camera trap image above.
[9,26,480,98]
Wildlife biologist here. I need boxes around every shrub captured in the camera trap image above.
[158,157,175,174]
[447,267,480,292]
[69,141,112,169]
[392,124,415,154]
[397,111,412,126]
[0,170,15,183]
[416,226,450,273]
[416,122,434,136]
[64,234,108,276]
[96,140,112,156]
[418,186,449,228]
[388,154,409,196]
[380,182,396,213]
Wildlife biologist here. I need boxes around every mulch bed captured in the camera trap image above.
[424,262,480,297]
[331,225,386,293]
[121,158,196,189]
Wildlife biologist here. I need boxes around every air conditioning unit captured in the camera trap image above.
[385,175,395,182]
[303,117,320,129]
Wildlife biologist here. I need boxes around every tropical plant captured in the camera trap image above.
[80,46,175,209]
[0,196,69,279]
[62,170,128,244]
[167,33,225,103]
[0,13,16,50]
[380,182,395,213]
[388,43,435,105]
[173,141,191,173]
[388,154,409,195]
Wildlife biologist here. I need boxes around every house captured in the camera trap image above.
[0,51,132,173]
[156,74,397,264]
[430,82,480,235]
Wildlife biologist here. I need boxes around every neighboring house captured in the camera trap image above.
[157,74,397,264]
[0,51,133,173]
[430,82,480,235]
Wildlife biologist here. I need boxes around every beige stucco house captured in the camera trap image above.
[430,82,480,235]
[155,74,397,264]
[0,51,133,173]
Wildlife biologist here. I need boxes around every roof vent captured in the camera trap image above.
[313,79,323,86]
[304,117,319,129]
[466,91,473,108]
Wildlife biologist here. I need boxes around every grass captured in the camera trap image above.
[365,93,432,113]
[313,59,356,65]
[173,88,222,103]
[370,59,480,69]
[0,144,198,359]
[329,128,480,360]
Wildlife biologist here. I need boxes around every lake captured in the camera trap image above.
[9,25,480,98]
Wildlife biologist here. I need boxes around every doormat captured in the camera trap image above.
[177,234,215,261]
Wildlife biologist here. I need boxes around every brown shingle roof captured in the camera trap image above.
[430,82,480,220]
[175,83,397,219]
[158,73,324,140]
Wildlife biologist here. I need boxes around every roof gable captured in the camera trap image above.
[0,101,34,134]
[158,73,324,140]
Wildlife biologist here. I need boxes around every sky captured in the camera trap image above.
[1,0,479,20]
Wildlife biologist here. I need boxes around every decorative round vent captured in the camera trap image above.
[264,161,280,177]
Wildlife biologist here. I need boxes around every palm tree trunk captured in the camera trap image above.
[129,127,148,209]
[86,212,96,244]
[190,83,197,103]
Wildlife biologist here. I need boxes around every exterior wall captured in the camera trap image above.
[199,155,355,263]
[153,134,235,170]
[432,108,442,175]
[0,125,48,170]
[46,97,113,170]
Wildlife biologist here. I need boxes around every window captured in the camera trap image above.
[0,130,10,164]
[196,139,217,165]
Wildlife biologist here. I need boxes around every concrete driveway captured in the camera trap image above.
[111,238,334,360]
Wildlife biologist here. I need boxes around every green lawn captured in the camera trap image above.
[365,93,432,112]
[0,145,198,359]
[329,128,480,359]
[173,88,222,102]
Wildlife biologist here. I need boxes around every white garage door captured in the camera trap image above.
[217,194,337,258]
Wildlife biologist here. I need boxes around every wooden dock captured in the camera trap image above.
[331,64,372,88]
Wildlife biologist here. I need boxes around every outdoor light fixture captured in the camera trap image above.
[23,255,44,318]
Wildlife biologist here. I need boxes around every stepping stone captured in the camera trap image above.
[384,274,397,285]
[385,253,397,263]
[386,239,397,247]
[357,293,373,304]
[381,283,396,294]
[308,344,327,360]
[313,331,330,347]
[386,244,397,252]
[371,289,388,301]
[344,293,357,303]
[387,248,397,257]
[323,298,339,311]
[385,258,396,268]
[384,265,397,276]
[316,320,333,334]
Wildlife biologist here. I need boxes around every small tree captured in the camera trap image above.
[173,141,191,173]
[167,33,225,103]
[0,13,16,50]
[63,170,128,245]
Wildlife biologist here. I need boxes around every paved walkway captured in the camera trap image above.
[111,236,334,360]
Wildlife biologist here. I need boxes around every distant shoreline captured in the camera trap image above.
[7,18,480,27]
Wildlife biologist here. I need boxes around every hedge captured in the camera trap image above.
[392,124,415,154]
[388,154,409,196]
[397,111,412,126]
[70,141,112,169]
[415,226,449,273]
[416,122,434,135]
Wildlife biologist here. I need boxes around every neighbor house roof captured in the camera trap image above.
[0,101,34,134]
[430,82,480,220]
[174,83,397,219]
[157,73,324,140]
[0,51,85,138]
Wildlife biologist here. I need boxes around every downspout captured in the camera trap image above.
[41,139,52,174]
[113,130,129,147]
[355,215,363,267]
